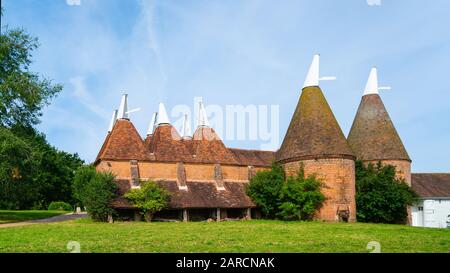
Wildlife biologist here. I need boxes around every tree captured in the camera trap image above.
[0,13,82,209]
[355,161,418,224]
[246,164,325,221]
[0,127,36,209]
[0,125,84,209]
[73,166,117,222]
[245,164,285,219]
[0,28,62,128]
[124,181,170,222]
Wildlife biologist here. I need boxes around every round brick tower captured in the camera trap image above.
[347,68,411,185]
[276,55,356,222]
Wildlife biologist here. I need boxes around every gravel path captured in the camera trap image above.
[0,213,88,229]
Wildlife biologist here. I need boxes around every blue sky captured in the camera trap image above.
[3,0,450,172]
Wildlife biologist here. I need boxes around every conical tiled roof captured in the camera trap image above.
[147,124,194,162]
[96,119,149,162]
[192,127,239,164]
[276,86,354,163]
[347,94,410,161]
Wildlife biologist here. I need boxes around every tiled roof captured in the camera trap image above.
[147,125,194,162]
[347,94,411,162]
[411,173,450,198]
[96,120,274,167]
[96,119,149,162]
[191,127,239,165]
[111,180,255,209]
[229,148,274,167]
[276,86,354,163]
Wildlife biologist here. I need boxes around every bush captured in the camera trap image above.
[48,201,72,211]
[355,161,418,224]
[72,166,117,222]
[278,172,325,221]
[246,164,324,221]
[125,180,170,222]
[245,164,285,218]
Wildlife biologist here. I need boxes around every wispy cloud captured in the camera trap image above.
[69,76,110,119]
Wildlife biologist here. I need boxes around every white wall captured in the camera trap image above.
[411,199,450,228]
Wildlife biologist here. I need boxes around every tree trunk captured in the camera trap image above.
[144,212,153,222]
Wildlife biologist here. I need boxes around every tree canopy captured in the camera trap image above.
[0,17,83,209]
[355,161,418,224]
[246,164,325,221]
[0,126,84,209]
[125,181,170,222]
[0,28,62,128]
[72,166,117,222]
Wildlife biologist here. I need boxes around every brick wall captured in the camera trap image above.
[284,158,356,222]
[96,160,131,179]
[139,162,177,181]
[96,160,271,183]
[222,165,249,182]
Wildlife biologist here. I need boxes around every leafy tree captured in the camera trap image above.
[0,126,83,209]
[278,171,325,221]
[246,164,325,220]
[125,181,170,222]
[355,160,418,224]
[0,127,36,209]
[73,166,117,222]
[245,164,285,219]
[0,13,82,209]
[0,28,62,128]
[72,165,97,206]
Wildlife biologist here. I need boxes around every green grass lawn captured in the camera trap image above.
[0,219,449,253]
[0,210,68,224]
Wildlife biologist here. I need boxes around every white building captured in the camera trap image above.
[411,174,450,228]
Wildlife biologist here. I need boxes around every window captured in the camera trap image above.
[418,207,423,211]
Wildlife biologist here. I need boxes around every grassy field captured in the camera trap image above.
[0,219,449,253]
[0,210,68,224]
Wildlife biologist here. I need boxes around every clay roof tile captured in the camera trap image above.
[276,86,354,163]
[96,119,149,162]
[347,94,410,162]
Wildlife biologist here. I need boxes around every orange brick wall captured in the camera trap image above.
[138,162,177,181]
[96,160,131,179]
[184,164,215,181]
[222,165,249,182]
[283,158,356,222]
[96,160,271,183]
[364,160,411,186]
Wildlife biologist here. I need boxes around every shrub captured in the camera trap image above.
[48,201,72,211]
[355,161,418,224]
[246,164,325,220]
[72,166,117,222]
[124,180,170,222]
[245,164,285,219]
[278,172,325,221]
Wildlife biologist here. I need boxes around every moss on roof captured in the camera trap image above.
[276,86,354,163]
[347,94,410,162]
